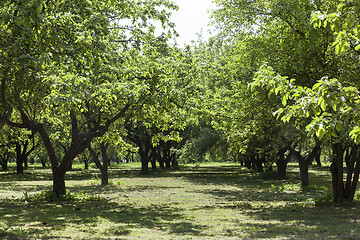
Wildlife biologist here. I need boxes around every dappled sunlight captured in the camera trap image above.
[1,163,360,239]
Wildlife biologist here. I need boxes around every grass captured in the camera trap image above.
[0,162,360,239]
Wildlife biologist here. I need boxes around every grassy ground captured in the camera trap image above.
[0,162,360,239]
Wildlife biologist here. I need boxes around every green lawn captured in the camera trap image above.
[0,162,359,239]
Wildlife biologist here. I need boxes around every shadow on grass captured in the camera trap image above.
[243,202,360,239]
[0,197,207,239]
[0,163,355,239]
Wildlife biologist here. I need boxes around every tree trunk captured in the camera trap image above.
[158,150,165,169]
[250,155,257,171]
[139,145,150,173]
[256,155,264,173]
[150,148,157,171]
[141,158,149,173]
[53,168,66,196]
[100,168,108,185]
[162,145,171,169]
[276,148,287,178]
[344,145,358,199]
[331,142,344,203]
[315,148,322,167]
[16,157,24,173]
[348,156,360,201]
[100,142,109,185]
[299,161,310,187]
[170,151,179,168]
[15,142,24,174]
[0,151,9,171]
[1,160,8,171]
[15,139,35,174]
[344,147,351,168]
[244,157,251,169]
[84,158,89,170]
[150,159,157,171]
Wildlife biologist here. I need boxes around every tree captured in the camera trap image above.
[88,141,110,185]
[200,0,360,184]
[251,63,360,202]
[1,0,183,195]
[211,0,357,87]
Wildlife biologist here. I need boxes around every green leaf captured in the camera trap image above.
[335,44,340,54]
[319,97,326,111]
[328,13,337,21]
[335,121,342,132]
[355,113,360,123]
[350,126,360,136]
[312,82,322,91]
[275,86,280,95]
[355,44,360,51]
[316,127,326,139]
[282,95,287,106]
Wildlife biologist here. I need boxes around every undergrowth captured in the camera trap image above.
[270,182,327,192]
[5,189,101,203]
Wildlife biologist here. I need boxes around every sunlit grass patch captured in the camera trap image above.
[1,162,360,239]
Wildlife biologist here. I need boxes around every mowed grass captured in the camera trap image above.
[1,162,360,239]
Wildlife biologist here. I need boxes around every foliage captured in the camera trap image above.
[251,64,360,144]
[312,0,360,55]
[270,182,327,192]
[313,193,335,207]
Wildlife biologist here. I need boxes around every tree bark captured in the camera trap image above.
[158,148,165,169]
[299,161,310,187]
[349,156,360,201]
[331,142,344,203]
[53,168,66,196]
[256,155,264,173]
[315,148,322,167]
[141,157,149,173]
[0,151,9,171]
[100,142,109,185]
[276,148,287,178]
[15,142,25,174]
[150,148,157,171]
[344,145,358,199]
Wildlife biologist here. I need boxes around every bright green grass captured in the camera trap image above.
[0,162,359,239]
